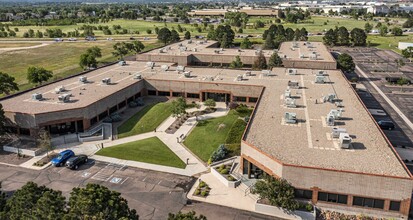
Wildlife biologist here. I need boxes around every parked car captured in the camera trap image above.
[377,120,395,130]
[51,150,74,167]
[65,154,88,170]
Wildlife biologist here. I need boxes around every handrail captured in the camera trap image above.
[78,124,104,138]
[244,181,256,196]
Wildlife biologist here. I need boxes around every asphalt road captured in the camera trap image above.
[0,161,279,220]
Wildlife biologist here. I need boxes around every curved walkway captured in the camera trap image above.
[0,43,50,54]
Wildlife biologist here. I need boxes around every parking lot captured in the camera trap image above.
[0,160,278,220]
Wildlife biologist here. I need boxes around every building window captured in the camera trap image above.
[19,128,30,136]
[172,92,183,97]
[127,96,134,103]
[99,111,108,120]
[389,201,401,211]
[318,192,347,204]
[147,90,156,96]
[234,96,247,102]
[294,189,312,200]
[158,91,170,96]
[118,100,127,109]
[249,97,258,103]
[109,105,118,114]
[90,117,98,126]
[352,197,384,209]
[187,93,200,99]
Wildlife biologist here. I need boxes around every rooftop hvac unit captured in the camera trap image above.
[134,74,142,80]
[54,86,65,94]
[179,46,187,52]
[323,93,336,103]
[102,78,111,85]
[159,48,164,53]
[255,50,262,55]
[285,112,297,124]
[237,49,242,52]
[118,61,126,66]
[58,93,71,103]
[192,48,197,52]
[326,113,335,126]
[309,53,318,60]
[315,76,327,84]
[178,43,183,47]
[245,71,252,76]
[146,62,155,68]
[177,65,185,72]
[284,89,291,99]
[339,133,352,149]
[299,54,305,59]
[161,65,169,71]
[288,69,297,75]
[316,70,325,76]
[331,127,347,139]
[262,70,271,76]
[236,75,243,81]
[188,39,192,44]
[184,71,191,78]
[32,93,43,101]
[204,39,208,43]
[196,41,202,44]
[292,42,298,48]
[329,109,343,119]
[220,48,224,51]
[288,80,299,89]
[284,98,296,108]
[214,50,220,54]
[79,76,87,83]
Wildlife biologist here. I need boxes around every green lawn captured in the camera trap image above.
[0,41,162,92]
[96,137,186,169]
[183,109,251,162]
[117,102,173,138]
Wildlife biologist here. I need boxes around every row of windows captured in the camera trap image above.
[147,90,258,103]
[295,190,401,212]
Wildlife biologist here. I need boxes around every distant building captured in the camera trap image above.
[399,42,413,50]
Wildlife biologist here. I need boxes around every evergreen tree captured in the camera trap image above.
[268,52,283,68]
[230,56,243,69]
[263,33,275,50]
[253,51,267,70]
[184,31,191,40]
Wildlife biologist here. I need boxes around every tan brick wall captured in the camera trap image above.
[283,60,337,70]
[241,142,283,177]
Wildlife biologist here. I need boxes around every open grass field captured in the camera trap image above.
[96,137,186,168]
[0,40,162,92]
[117,102,173,138]
[0,42,41,48]
[183,109,251,162]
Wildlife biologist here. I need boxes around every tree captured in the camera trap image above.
[402,47,413,59]
[403,18,413,28]
[212,25,235,48]
[171,97,187,118]
[130,40,145,54]
[337,53,355,72]
[337,26,349,46]
[204,99,216,109]
[112,42,130,60]
[168,211,207,220]
[37,129,54,158]
[158,27,172,45]
[86,46,102,58]
[27,67,53,85]
[79,53,98,69]
[364,22,373,33]
[253,51,267,70]
[2,182,66,220]
[66,183,138,219]
[395,58,405,72]
[268,52,283,68]
[263,33,275,50]
[0,72,18,95]
[350,28,367,46]
[0,104,6,135]
[379,25,388,37]
[251,175,299,211]
[184,31,191,40]
[170,30,180,43]
[323,29,337,46]
[240,37,252,49]
[230,56,243,69]
[391,27,403,36]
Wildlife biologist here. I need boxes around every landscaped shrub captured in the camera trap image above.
[228,102,239,109]
[199,181,206,188]
[306,203,313,212]
[201,191,209,197]
[194,189,200,195]
[235,104,250,115]
[227,175,235,181]
[209,144,227,163]
[220,169,229,174]
[220,164,226,170]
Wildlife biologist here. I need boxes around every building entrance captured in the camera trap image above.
[202,92,230,102]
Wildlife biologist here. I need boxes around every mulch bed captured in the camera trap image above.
[0,149,32,165]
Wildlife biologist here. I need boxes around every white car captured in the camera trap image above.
[106,38,113,41]
[368,109,387,116]
[68,38,77,41]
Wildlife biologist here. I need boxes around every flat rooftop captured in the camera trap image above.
[278,41,336,63]
[143,40,274,58]
[0,61,174,114]
[0,58,408,178]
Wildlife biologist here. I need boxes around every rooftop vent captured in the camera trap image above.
[329,109,343,119]
[315,75,327,84]
[146,62,155,68]
[316,70,325,76]
[299,54,305,59]
[284,89,291,99]
[79,76,87,83]
[262,70,271,76]
[331,127,347,139]
[339,133,352,149]
[184,71,191,78]
[309,53,318,60]
[288,80,299,89]
[161,65,169,71]
[255,50,262,55]
[54,86,65,94]
[177,65,185,72]
[178,43,183,47]
[159,48,165,53]
[323,93,336,103]
[326,113,335,126]
[285,112,297,124]
[236,75,243,81]
[32,93,43,101]
[188,39,192,44]
[118,61,126,66]
[284,98,296,108]
[134,74,142,80]
[292,42,298,48]
[288,69,297,75]
[102,78,111,85]
[179,46,187,52]
[58,93,71,103]
[193,48,197,52]
[245,71,252,76]
[214,50,220,54]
